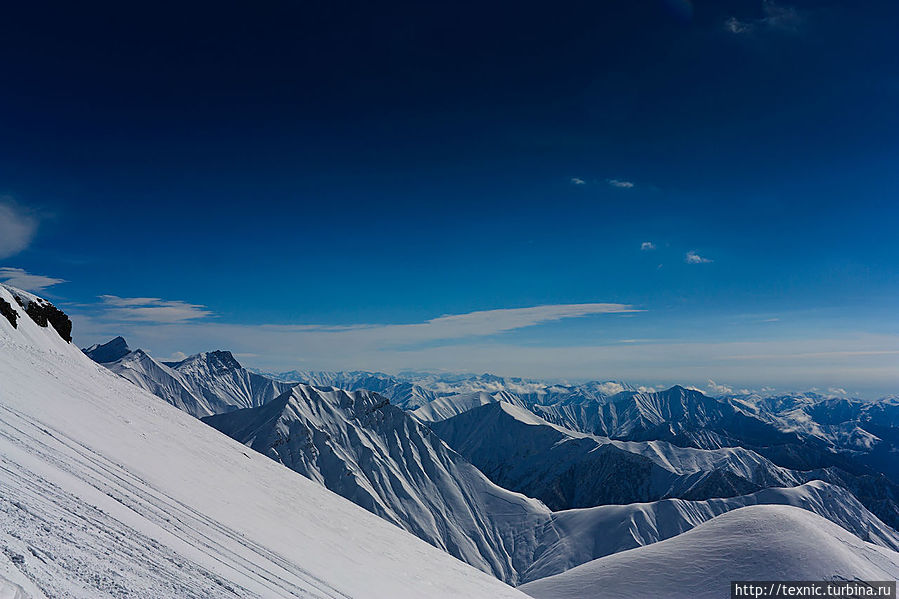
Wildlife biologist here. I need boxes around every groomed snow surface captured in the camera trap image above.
[0,284,526,598]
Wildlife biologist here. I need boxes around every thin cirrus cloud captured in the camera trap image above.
[98,295,214,323]
[259,303,643,345]
[706,379,734,395]
[570,177,586,185]
[0,267,66,291]
[607,179,635,188]
[0,200,38,260]
[110,302,643,361]
[685,250,713,264]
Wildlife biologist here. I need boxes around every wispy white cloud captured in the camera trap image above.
[685,250,713,264]
[570,177,586,185]
[595,381,626,395]
[827,387,848,396]
[725,1,803,35]
[0,267,66,292]
[725,17,752,34]
[0,200,38,259]
[607,179,635,188]
[640,241,656,251]
[707,379,734,395]
[258,303,642,345]
[98,295,214,323]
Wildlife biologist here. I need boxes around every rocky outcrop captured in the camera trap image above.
[4,287,72,342]
[0,297,18,329]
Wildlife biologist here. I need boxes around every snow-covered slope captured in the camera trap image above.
[203,385,552,584]
[520,505,899,599]
[0,283,528,598]
[93,341,295,418]
[524,480,899,583]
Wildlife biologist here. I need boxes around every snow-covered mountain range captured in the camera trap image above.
[83,340,295,417]
[81,334,899,584]
[4,287,898,597]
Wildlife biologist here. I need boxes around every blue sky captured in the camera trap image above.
[1,0,897,396]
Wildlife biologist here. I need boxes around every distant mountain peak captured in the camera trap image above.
[82,336,131,363]
[167,350,242,373]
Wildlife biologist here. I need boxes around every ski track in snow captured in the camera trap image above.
[0,283,528,599]
[0,403,344,599]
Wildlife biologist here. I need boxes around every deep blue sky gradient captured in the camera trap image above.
[1,1,897,394]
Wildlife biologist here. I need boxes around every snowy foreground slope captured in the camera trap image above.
[520,505,899,599]
[0,284,527,599]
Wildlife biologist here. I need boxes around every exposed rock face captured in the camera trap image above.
[3,286,72,342]
[0,297,17,329]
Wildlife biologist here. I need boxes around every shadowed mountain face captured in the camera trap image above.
[429,401,801,510]
[532,386,800,450]
[428,400,899,532]
[83,336,131,363]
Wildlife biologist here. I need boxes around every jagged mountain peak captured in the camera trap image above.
[288,383,391,417]
[166,349,243,373]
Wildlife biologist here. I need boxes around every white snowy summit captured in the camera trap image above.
[84,340,295,417]
[0,283,528,598]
